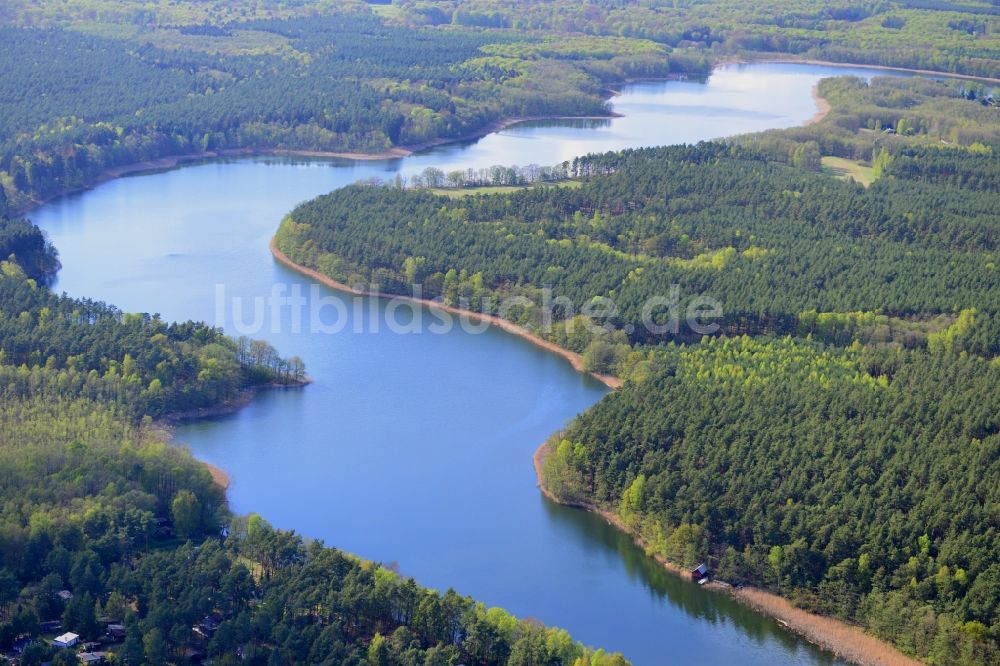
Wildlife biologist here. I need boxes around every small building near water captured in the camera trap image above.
[691,562,709,583]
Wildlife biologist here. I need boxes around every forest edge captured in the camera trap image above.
[20,66,973,665]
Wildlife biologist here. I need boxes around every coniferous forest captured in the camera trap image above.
[277,75,1000,665]
[2,1,1000,665]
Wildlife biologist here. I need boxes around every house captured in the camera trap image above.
[106,624,126,641]
[192,616,220,640]
[57,590,74,602]
[691,562,709,583]
[78,652,106,665]
[12,635,34,654]
[52,632,80,648]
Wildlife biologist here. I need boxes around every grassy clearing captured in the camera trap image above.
[429,180,581,198]
[370,4,404,20]
[821,156,876,187]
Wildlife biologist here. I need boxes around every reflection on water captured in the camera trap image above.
[29,62,906,666]
[541,498,840,664]
[511,118,614,131]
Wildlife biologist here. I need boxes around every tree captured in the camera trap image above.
[51,650,78,666]
[122,622,145,665]
[367,633,390,666]
[171,490,202,539]
[143,627,168,666]
[63,592,98,639]
[0,568,18,622]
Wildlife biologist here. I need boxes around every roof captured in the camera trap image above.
[53,632,79,643]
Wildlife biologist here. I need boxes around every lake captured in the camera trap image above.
[31,63,900,665]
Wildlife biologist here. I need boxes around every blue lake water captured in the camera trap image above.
[31,63,905,665]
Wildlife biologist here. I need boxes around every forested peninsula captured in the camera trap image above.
[274,75,1000,666]
[3,2,1000,665]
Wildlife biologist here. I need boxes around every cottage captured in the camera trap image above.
[106,624,126,641]
[57,590,74,602]
[78,652,106,665]
[12,635,34,654]
[192,616,221,640]
[691,562,709,583]
[52,632,80,649]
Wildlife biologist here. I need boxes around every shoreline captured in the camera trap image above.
[157,381,308,492]
[202,461,231,491]
[13,113,620,216]
[741,55,1000,85]
[16,55,975,216]
[20,59,936,663]
[268,238,622,390]
[807,84,832,125]
[532,438,924,666]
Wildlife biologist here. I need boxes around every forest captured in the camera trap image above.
[0,213,623,662]
[0,6,680,208]
[2,1,999,664]
[392,0,1000,78]
[0,399,625,666]
[275,78,1000,362]
[3,0,999,209]
[275,75,1000,664]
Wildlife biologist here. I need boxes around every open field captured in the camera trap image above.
[428,180,582,198]
[822,156,876,187]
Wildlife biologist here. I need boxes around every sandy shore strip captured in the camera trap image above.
[733,587,924,666]
[202,461,231,490]
[807,84,832,125]
[269,238,622,389]
[532,438,925,666]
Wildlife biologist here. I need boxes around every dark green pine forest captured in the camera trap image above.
[2,1,1000,665]
[277,75,1000,665]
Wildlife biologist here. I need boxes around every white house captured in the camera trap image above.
[52,632,79,648]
